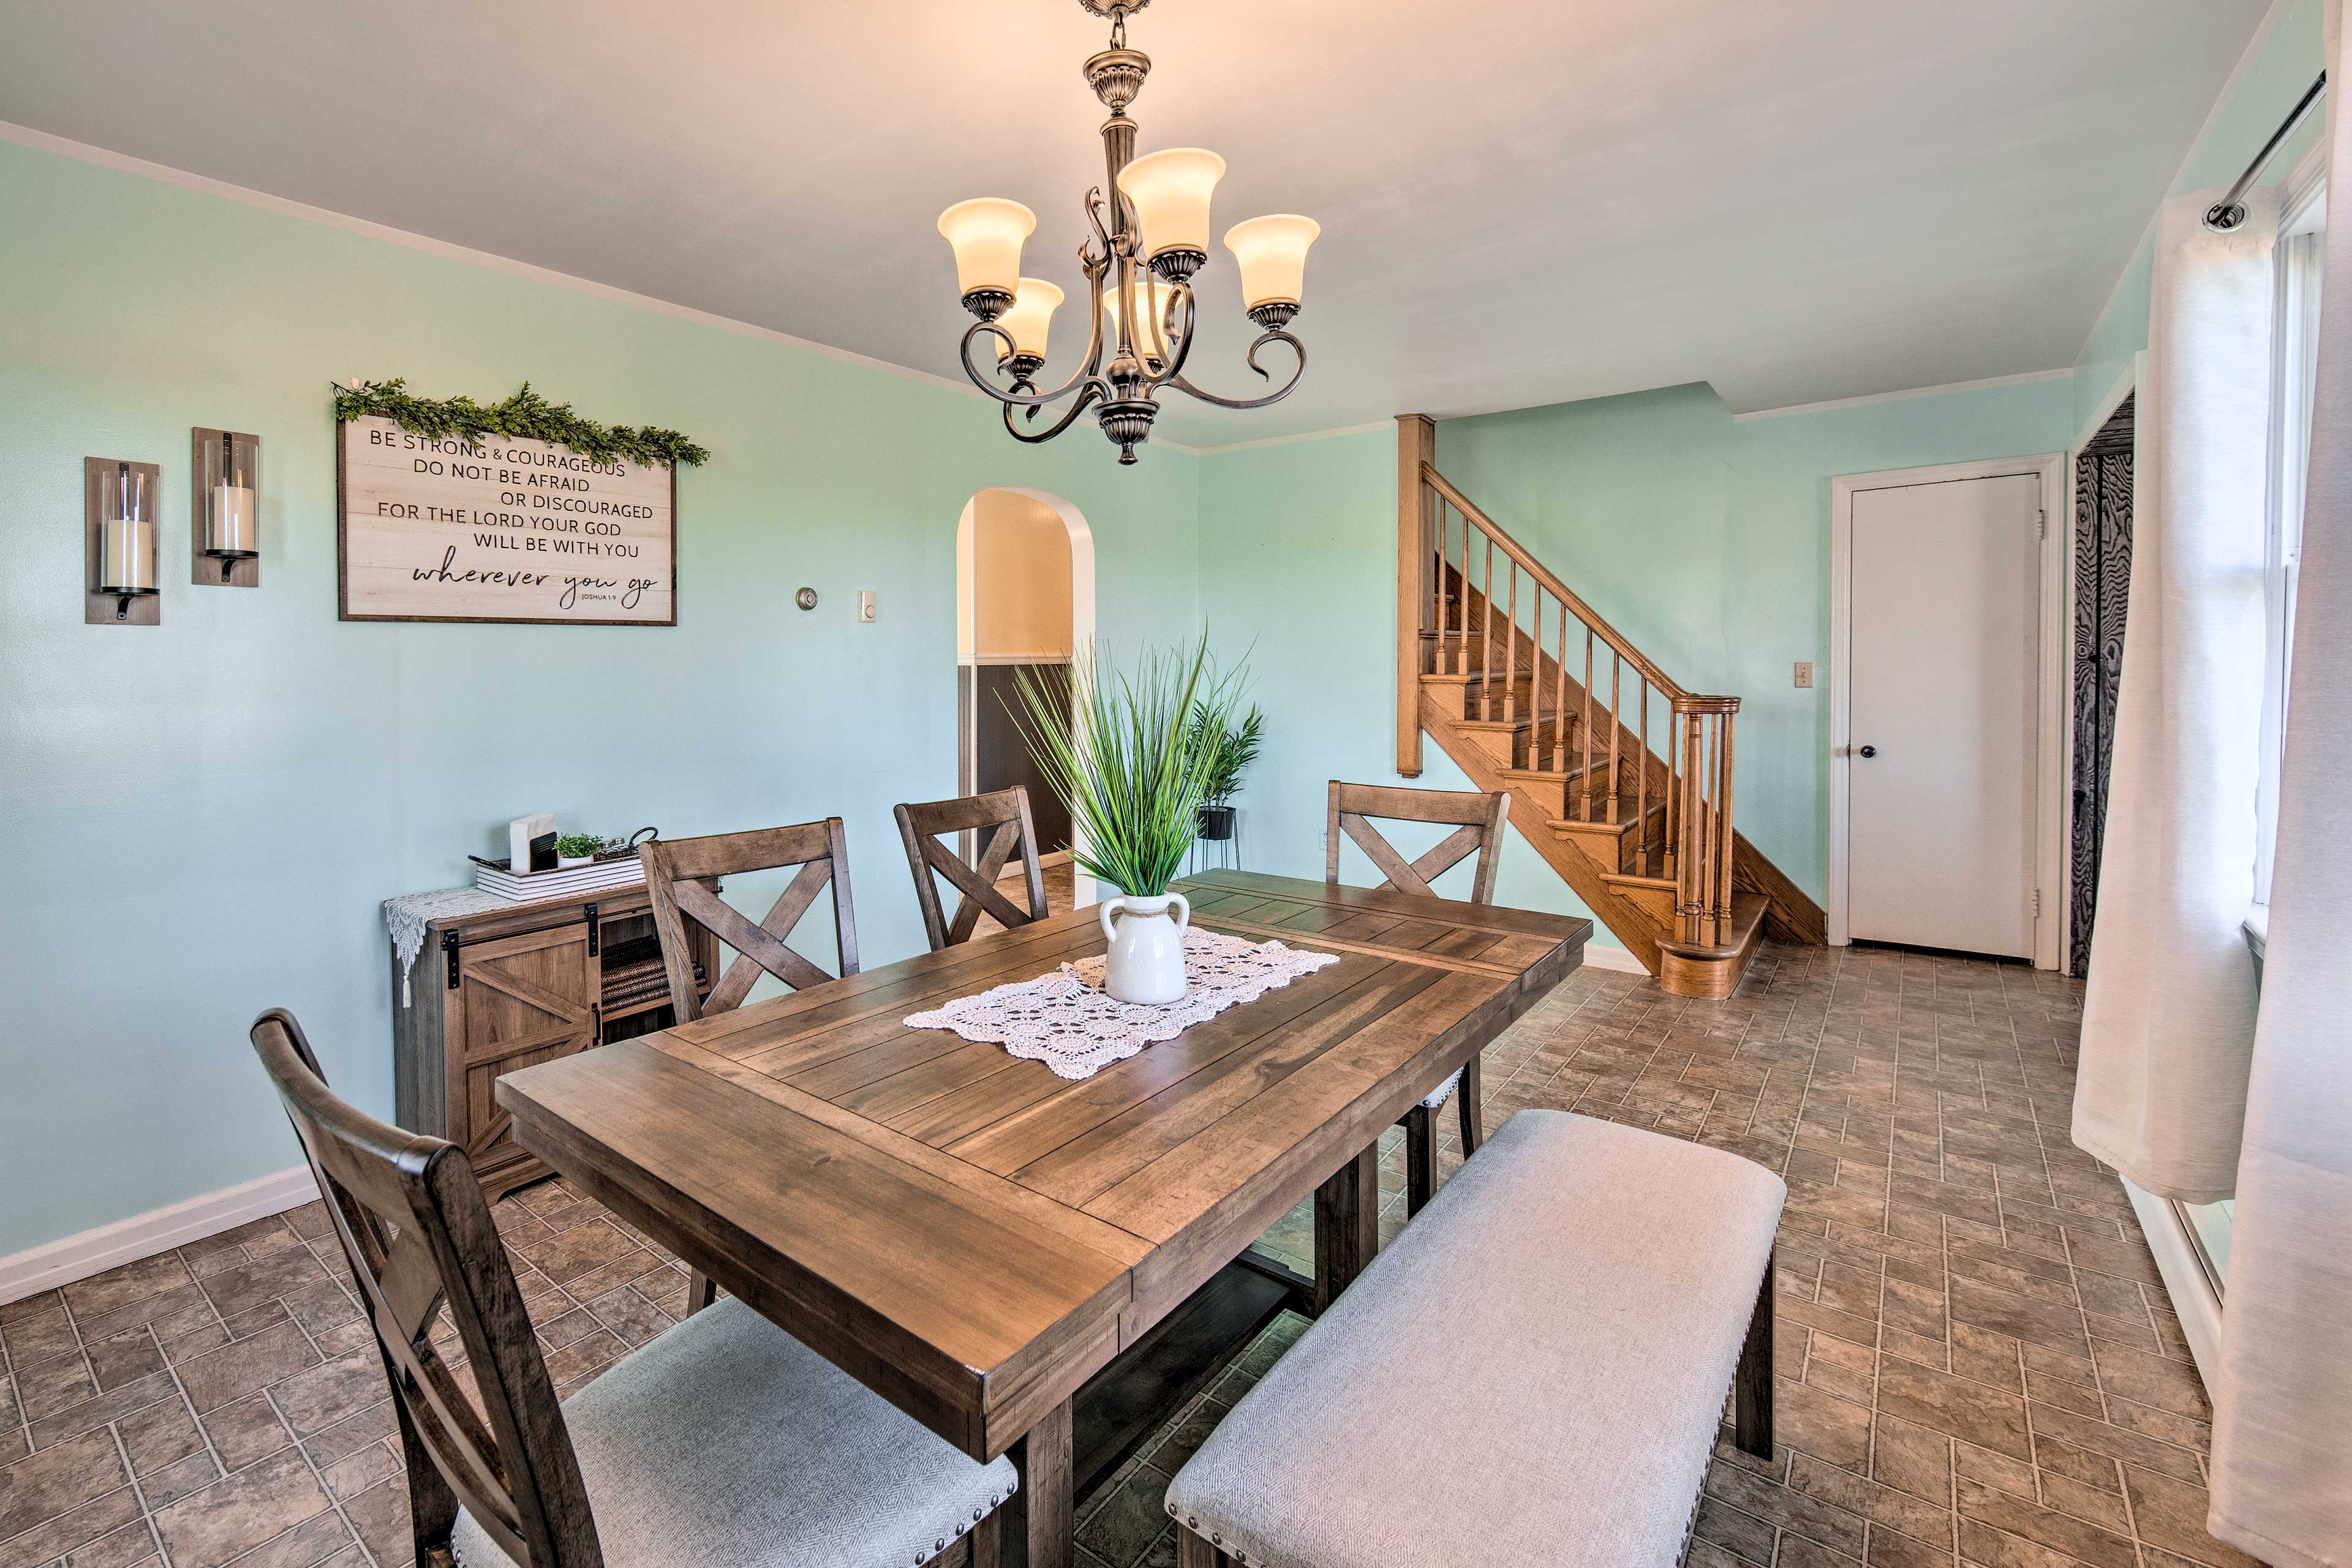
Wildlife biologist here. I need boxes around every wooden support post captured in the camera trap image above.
[1002,1397,1075,1568]
[1313,1142,1381,1314]
[1717,706,1738,933]
[1404,1104,1436,1216]
[1735,1250,1775,1459]
[1396,414,1436,777]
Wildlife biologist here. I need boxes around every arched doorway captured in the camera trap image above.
[956,489,1097,910]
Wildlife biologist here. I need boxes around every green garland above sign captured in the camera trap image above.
[331,379,709,468]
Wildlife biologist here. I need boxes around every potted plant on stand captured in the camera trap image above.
[1188,704,1261,846]
[1012,633,1245,1005]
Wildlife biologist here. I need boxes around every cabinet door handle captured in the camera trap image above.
[590,1003,601,1047]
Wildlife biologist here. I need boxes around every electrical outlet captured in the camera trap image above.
[1793,661,1816,690]
[857,590,877,623]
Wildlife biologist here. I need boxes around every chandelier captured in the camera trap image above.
[935,0,1319,464]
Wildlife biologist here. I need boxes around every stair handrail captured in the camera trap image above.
[1421,463,1708,706]
[1406,446,1743,953]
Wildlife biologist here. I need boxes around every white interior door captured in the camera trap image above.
[1846,473,2041,957]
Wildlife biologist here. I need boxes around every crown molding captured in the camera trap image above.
[1731,367,2074,423]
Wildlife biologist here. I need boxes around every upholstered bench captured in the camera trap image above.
[1164,1110,1785,1568]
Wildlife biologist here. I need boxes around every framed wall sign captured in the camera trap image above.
[336,413,677,625]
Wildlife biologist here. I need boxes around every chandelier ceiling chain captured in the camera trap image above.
[935,0,1319,464]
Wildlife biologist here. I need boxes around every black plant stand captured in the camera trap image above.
[1188,805,1242,877]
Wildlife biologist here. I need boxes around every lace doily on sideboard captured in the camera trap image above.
[903,927,1341,1082]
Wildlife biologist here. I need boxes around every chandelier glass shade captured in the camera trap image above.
[995,278,1066,366]
[935,0,1316,464]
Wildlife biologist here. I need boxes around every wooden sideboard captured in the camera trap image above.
[390,886,715,1199]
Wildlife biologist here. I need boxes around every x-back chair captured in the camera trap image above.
[1325,780,1510,1213]
[246,1008,1013,1568]
[639,818,859,1026]
[639,817,858,1309]
[894,786,1050,951]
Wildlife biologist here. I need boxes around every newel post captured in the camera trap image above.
[1396,413,1436,777]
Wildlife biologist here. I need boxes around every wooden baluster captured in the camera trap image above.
[1482,535,1497,720]
[1678,708,1704,944]
[1531,593,1544,771]
[1636,680,1649,877]
[1717,709,1736,938]
[1662,704,1676,879]
[1449,507,1463,677]
[1431,496,1446,674]
[1607,653,1622,820]
[1580,630,1596,821]
[1712,714,1731,944]
[1554,602,1569,772]
[1505,564,1518,724]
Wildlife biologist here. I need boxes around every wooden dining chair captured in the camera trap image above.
[1327,780,1510,1215]
[639,818,859,1026]
[246,1008,1014,1568]
[894,786,1050,952]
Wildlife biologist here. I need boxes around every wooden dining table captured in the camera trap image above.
[497,869,1588,1568]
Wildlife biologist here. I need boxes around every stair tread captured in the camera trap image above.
[1657,892,1770,959]
[1597,872,1676,891]
[1499,763,1609,785]
[1547,801,1666,834]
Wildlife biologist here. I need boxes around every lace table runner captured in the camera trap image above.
[904,927,1341,1082]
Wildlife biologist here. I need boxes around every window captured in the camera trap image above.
[2255,176,2326,910]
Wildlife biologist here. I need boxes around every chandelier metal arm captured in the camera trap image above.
[1001,382,1107,443]
[1135,276,1194,386]
[1166,330,1307,409]
[957,260,1111,410]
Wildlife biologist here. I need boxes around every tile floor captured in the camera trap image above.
[0,941,2267,1568]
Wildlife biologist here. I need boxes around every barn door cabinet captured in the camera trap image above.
[390,887,715,1199]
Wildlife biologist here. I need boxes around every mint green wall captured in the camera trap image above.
[1196,377,2079,943]
[6,0,2331,1263]
[0,139,1201,1259]
[2075,0,2324,429]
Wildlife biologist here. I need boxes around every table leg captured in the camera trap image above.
[1313,1141,1380,1314]
[1000,1396,1074,1568]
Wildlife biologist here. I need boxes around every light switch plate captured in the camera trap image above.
[1794,662,1816,689]
[857,590,877,623]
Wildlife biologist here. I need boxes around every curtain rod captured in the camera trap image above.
[2207,72,2328,232]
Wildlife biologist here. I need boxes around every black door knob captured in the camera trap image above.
[1858,745,1877,758]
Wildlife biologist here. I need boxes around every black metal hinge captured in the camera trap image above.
[584,902,600,956]
[443,930,462,990]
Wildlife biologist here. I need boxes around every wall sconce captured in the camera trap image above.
[85,457,162,625]
[192,427,262,586]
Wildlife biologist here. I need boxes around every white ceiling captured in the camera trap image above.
[0,0,2274,445]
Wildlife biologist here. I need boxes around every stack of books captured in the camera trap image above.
[469,854,646,903]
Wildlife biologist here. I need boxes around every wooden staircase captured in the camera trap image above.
[1395,417,1825,998]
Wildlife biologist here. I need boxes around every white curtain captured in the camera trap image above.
[2209,10,2352,1564]
[2071,188,2275,1202]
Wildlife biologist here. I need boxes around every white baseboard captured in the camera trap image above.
[2121,1177,2224,1384]
[0,1166,320,1307]
[1580,944,1649,975]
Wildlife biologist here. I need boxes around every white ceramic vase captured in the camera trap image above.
[1098,891,1192,1005]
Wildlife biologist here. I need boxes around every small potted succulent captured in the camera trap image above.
[554,834,605,869]
[1188,704,1261,842]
